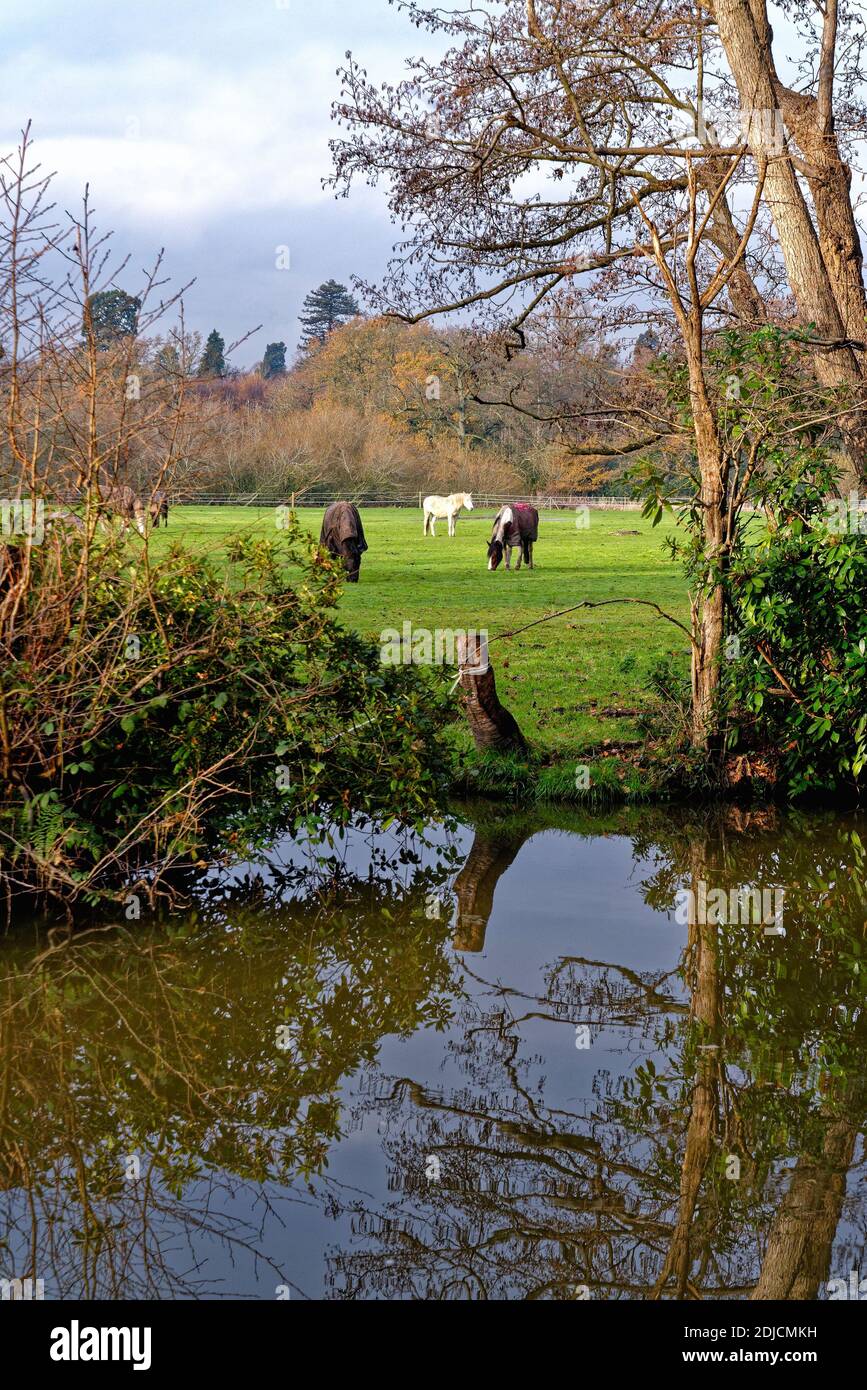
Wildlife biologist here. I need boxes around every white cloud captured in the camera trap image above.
[0,5,410,346]
[0,45,361,227]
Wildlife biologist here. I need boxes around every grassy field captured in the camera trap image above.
[151,505,689,765]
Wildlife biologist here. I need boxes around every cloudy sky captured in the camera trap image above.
[3,3,862,369]
[0,0,416,366]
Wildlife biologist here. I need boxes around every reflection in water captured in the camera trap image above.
[1,806,866,1299]
[452,825,525,952]
[0,844,460,1299]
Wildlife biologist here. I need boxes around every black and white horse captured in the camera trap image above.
[487,504,539,570]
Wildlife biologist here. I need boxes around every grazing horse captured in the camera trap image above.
[100,485,146,536]
[487,503,539,570]
[148,490,169,528]
[422,491,473,537]
[319,500,368,582]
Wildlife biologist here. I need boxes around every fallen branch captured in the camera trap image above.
[490,597,696,653]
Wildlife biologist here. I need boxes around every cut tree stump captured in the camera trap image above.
[457,632,527,752]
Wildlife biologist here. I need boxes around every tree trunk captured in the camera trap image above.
[702,160,768,325]
[714,0,867,485]
[752,1107,859,1299]
[692,582,725,754]
[685,326,727,753]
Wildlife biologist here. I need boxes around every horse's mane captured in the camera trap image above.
[492,504,512,542]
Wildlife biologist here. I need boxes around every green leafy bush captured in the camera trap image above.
[0,521,453,911]
[633,327,866,795]
[725,511,867,796]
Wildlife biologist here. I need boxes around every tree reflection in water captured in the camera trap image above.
[0,829,462,1298]
[1,806,866,1300]
[328,807,867,1300]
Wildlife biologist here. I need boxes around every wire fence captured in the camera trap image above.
[170,492,665,511]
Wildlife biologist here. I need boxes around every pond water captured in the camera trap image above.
[1,802,865,1301]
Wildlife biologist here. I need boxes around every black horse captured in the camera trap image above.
[319,501,368,582]
[487,503,539,570]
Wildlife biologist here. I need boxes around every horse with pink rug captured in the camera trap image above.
[487,503,539,571]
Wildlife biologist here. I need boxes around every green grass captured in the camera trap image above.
[150,504,690,766]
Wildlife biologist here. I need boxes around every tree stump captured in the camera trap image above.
[457,632,527,752]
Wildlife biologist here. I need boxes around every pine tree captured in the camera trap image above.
[298,280,359,351]
[262,341,287,378]
[84,289,141,348]
[198,330,226,378]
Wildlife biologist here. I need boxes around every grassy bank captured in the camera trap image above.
[151,504,690,798]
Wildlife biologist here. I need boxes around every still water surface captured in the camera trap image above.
[1,803,865,1299]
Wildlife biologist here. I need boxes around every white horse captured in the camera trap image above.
[422,492,474,537]
[99,485,146,537]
